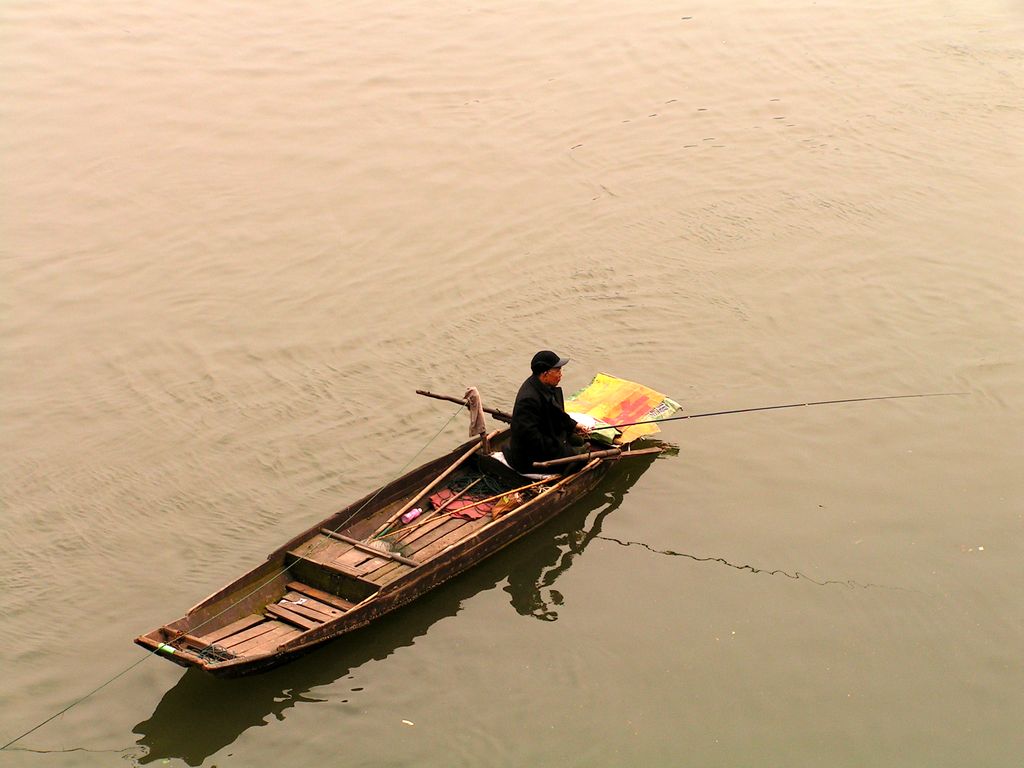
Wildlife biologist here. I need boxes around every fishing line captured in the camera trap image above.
[1,405,466,753]
[5,745,140,756]
[0,656,149,751]
[597,535,916,592]
[324,404,466,536]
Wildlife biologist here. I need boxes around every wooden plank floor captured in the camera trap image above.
[289,533,415,583]
[289,508,498,591]
[185,580,357,659]
[279,590,346,621]
[286,581,356,611]
[228,622,301,656]
[195,614,265,646]
[370,514,493,585]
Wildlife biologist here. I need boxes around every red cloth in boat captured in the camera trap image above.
[429,487,494,519]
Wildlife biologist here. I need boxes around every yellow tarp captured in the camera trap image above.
[565,373,682,445]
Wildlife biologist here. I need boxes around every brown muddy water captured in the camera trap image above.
[1,1,1022,766]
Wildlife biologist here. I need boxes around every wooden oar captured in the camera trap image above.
[533,446,663,468]
[320,530,420,566]
[416,389,513,423]
[368,432,495,540]
[386,477,555,538]
[388,478,484,545]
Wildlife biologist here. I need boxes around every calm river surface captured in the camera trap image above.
[2,1,1022,766]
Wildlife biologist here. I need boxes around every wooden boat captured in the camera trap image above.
[136,409,662,677]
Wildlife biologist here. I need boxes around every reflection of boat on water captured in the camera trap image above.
[135,381,676,677]
[132,457,658,766]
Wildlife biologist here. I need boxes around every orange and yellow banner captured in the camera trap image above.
[565,373,681,445]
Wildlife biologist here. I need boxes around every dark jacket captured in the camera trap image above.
[506,375,579,472]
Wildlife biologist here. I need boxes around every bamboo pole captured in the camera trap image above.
[387,477,555,538]
[436,457,604,559]
[320,530,420,567]
[368,432,495,540]
[533,446,663,468]
[416,389,513,423]
[388,478,483,545]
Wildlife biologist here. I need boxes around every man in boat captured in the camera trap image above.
[505,350,591,474]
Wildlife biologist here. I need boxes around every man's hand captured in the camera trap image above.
[575,423,591,436]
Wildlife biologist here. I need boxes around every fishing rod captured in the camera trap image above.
[600,392,968,430]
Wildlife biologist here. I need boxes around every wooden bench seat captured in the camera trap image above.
[285,535,389,603]
[182,617,302,658]
[286,581,356,611]
[182,580,358,658]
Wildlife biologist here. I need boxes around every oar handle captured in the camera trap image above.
[369,434,490,539]
[416,389,513,423]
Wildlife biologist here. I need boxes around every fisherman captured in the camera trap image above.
[505,350,591,474]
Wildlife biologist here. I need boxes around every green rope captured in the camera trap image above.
[1,656,149,750]
[0,404,467,752]
[161,403,467,654]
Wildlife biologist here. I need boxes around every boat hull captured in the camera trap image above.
[135,431,614,676]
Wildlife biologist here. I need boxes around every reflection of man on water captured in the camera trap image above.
[504,457,654,621]
[505,350,591,474]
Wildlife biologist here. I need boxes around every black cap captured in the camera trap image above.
[531,350,570,374]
